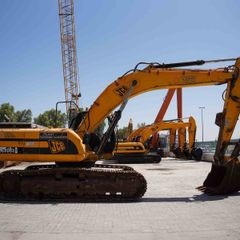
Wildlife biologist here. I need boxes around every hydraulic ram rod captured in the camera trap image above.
[156,58,237,69]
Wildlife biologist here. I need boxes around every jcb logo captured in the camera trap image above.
[49,141,66,153]
[182,75,196,82]
[114,85,128,97]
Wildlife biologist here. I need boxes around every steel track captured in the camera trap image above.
[0,164,147,202]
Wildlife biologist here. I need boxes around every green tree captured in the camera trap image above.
[34,109,67,128]
[0,103,32,122]
[0,103,15,121]
[117,126,128,140]
[15,109,32,122]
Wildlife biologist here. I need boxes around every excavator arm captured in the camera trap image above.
[214,62,240,164]
[198,59,240,194]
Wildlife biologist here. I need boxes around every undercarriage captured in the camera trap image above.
[0,164,147,202]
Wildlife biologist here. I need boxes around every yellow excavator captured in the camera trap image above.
[0,57,239,201]
[126,116,201,159]
[113,89,193,163]
[113,117,200,163]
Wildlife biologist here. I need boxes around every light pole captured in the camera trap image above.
[199,106,205,143]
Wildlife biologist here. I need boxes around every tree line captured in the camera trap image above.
[0,103,146,136]
[0,103,67,128]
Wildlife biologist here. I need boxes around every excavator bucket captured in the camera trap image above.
[198,158,240,195]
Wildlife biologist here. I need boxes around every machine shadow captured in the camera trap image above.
[0,192,239,205]
[141,192,240,203]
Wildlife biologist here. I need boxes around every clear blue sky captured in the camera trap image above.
[0,0,239,141]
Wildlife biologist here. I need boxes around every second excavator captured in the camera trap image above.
[113,88,196,163]
[0,57,239,201]
[127,116,201,159]
[114,117,200,163]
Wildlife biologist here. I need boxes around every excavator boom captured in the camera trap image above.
[77,66,232,137]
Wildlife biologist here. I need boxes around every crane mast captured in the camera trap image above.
[58,0,80,122]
